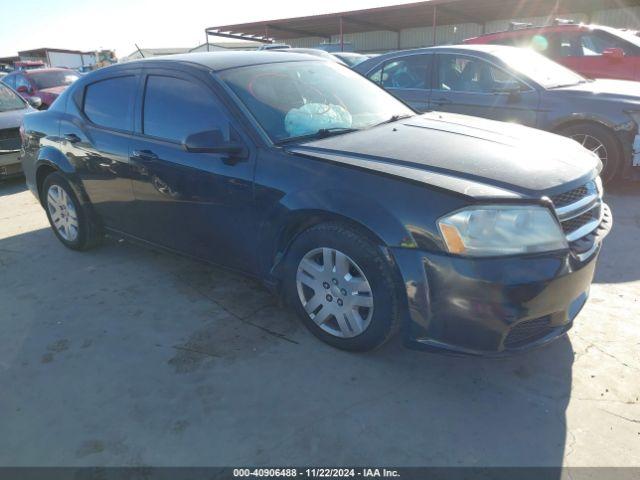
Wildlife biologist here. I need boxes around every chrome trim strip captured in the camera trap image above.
[555,193,600,220]
[576,242,599,262]
[566,217,601,242]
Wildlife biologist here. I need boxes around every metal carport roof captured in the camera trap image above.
[205,0,640,44]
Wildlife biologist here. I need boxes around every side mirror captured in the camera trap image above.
[16,85,30,94]
[183,129,246,157]
[603,47,625,60]
[27,96,42,109]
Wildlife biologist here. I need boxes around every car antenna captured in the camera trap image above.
[135,44,145,58]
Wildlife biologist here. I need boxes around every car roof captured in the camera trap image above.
[468,23,598,41]
[118,51,328,72]
[368,44,517,59]
[353,44,520,73]
[19,68,76,75]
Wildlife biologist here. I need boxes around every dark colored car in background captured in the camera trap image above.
[20,52,611,355]
[0,83,36,178]
[1,68,79,110]
[466,23,640,82]
[331,52,370,67]
[355,44,640,184]
[271,48,346,64]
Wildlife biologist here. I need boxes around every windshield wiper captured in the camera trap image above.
[275,127,359,145]
[370,113,414,128]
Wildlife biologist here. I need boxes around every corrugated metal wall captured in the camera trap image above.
[288,6,640,52]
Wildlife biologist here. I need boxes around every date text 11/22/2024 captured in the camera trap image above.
[233,468,400,478]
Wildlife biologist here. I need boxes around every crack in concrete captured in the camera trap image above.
[171,345,221,359]
[601,409,640,424]
[172,271,300,345]
[573,334,639,372]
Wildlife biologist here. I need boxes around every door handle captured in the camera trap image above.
[64,133,81,143]
[131,149,159,161]
[432,98,452,106]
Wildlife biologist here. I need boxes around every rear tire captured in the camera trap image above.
[558,123,622,185]
[283,223,401,352]
[42,172,102,251]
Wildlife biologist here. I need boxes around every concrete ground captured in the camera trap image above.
[0,177,638,468]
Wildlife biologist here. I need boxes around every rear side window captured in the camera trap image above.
[142,75,229,143]
[83,75,136,131]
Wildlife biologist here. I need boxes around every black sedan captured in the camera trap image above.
[354,44,640,184]
[20,51,611,354]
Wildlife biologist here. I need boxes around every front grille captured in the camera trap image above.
[551,185,589,208]
[0,128,20,151]
[561,210,598,235]
[504,316,553,349]
[0,128,19,141]
[551,180,602,245]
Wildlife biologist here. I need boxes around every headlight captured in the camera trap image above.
[438,205,568,257]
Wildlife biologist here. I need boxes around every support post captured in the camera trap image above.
[432,6,437,46]
[340,16,344,52]
[205,30,209,51]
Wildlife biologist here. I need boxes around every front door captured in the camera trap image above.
[430,53,540,127]
[128,69,257,272]
[367,54,432,112]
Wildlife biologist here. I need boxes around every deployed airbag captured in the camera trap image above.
[285,103,352,137]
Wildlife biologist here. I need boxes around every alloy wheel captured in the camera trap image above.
[46,184,79,242]
[570,134,609,170]
[296,247,374,338]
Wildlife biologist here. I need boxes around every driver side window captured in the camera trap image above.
[369,55,431,90]
[436,55,524,94]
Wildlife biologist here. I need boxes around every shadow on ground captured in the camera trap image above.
[0,177,27,197]
[0,224,575,468]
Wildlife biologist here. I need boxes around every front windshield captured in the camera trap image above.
[495,48,586,88]
[29,70,79,89]
[219,60,413,143]
[0,83,26,112]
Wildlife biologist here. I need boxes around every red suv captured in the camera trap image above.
[466,24,640,81]
[1,68,79,109]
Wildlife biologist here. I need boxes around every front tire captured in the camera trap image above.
[559,123,622,185]
[283,223,401,352]
[42,172,101,250]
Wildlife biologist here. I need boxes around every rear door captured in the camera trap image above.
[430,53,540,127]
[128,68,257,271]
[366,54,432,112]
[59,70,139,232]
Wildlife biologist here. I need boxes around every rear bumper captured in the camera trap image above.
[0,150,22,178]
[391,206,612,356]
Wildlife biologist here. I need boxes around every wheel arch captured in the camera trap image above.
[259,189,417,285]
[35,147,84,206]
[551,115,621,140]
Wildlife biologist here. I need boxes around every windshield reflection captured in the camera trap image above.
[220,61,413,143]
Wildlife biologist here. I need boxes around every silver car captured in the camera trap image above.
[0,83,39,178]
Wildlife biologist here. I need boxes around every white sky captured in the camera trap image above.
[0,0,421,58]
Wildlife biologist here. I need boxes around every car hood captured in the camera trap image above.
[553,79,640,104]
[287,112,599,199]
[0,107,27,130]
